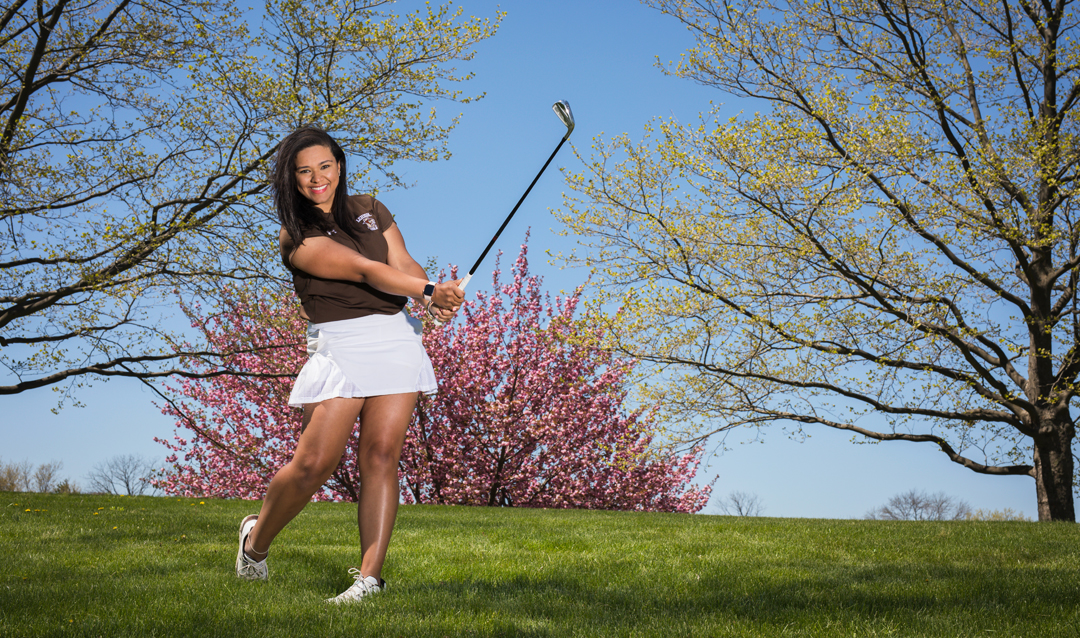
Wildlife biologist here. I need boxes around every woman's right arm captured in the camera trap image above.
[281,229,463,309]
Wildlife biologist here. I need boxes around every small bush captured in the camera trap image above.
[716,490,765,516]
[0,458,32,492]
[965,508,1031,522]
[52,479,80,494]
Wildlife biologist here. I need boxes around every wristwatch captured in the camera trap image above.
[423,282,436,304]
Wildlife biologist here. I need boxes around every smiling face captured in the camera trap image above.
[294,145,340,212]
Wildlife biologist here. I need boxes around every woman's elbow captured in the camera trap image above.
[347,255,373,283]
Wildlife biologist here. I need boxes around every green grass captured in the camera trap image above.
[2,493,1078,637]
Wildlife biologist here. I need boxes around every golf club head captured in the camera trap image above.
[553,100,575,139]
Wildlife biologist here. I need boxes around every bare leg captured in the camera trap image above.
[247,397,365,555]
[355,392,417,581]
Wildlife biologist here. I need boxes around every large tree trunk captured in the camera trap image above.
[1034,418,1076,521]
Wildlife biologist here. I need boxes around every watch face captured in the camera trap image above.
[424,283,435,297]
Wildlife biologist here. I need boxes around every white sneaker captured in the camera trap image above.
[235,515,268,581]
[326,568,385,603]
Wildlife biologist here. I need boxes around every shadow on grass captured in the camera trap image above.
[385,561,1080,636]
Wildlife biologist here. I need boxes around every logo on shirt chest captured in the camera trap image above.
[356,213,379,231]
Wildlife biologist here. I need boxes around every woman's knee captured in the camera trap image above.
[358,439,401,473]
[289,452,340,488]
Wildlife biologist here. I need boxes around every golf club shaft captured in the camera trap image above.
[433,100,573,326]
[430,137,566,326]
[461,135,569,291]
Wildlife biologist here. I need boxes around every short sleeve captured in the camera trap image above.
[278,224,332,272]
[372,197,395,230]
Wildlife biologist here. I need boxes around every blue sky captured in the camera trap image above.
[5,0,1044,519]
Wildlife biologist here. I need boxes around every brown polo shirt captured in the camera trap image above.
[279,194,407,323]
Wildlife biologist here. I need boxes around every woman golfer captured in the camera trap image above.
[234,126,463,603]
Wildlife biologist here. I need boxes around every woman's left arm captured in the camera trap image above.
[384,223,428,280]
[385,223,458,321]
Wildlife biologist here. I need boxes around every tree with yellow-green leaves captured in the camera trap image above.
[0,0,498,398]
[557,0,1080,521]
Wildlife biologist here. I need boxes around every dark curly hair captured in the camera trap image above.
[273,126,352,251]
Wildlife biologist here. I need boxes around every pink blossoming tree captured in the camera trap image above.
[154,240,711,512]
[403,243,711,511]
[150,287,362,500]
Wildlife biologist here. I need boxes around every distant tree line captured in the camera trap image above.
[0,458,74,493]
[0,454,158,496]
[866,490,1030,522]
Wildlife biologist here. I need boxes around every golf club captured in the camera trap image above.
[432,100,574,324]
[460,100,575,292]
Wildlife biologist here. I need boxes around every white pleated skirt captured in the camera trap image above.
[288,310,437,406]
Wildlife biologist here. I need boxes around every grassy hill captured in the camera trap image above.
[2,492,1077,637]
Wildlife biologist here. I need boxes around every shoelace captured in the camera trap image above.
[340,568,380,598]
[347,568,374,587]
[239,556,261,569]
[238,552,267,576]
[239,561,262,575]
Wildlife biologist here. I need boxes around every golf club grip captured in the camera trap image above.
[432,274,471,327]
